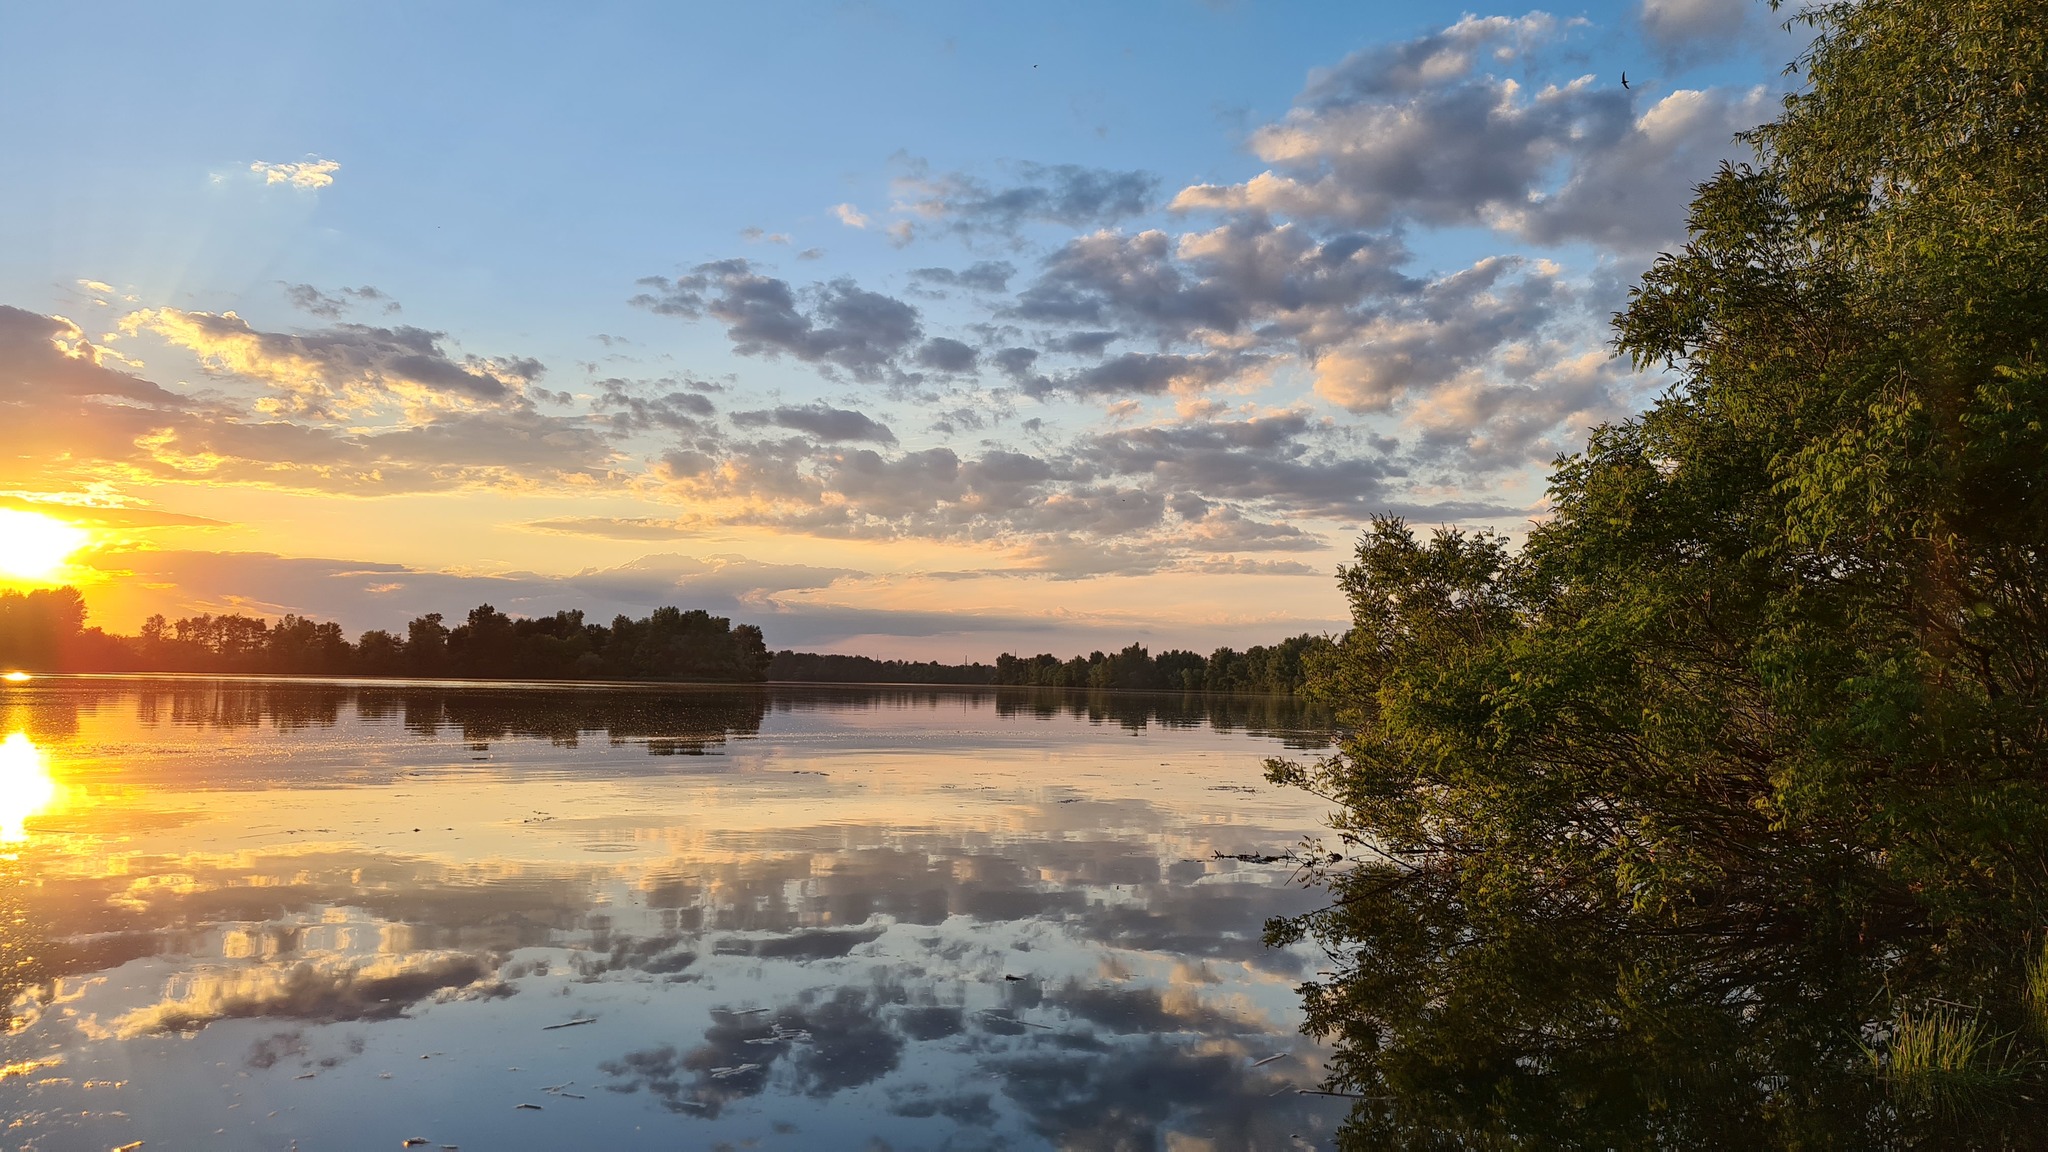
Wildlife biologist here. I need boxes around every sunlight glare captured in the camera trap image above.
[0,732,59,842]
[0,510,90,581]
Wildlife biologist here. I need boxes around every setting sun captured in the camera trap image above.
[0,509,89,581]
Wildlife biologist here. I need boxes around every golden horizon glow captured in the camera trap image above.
[0,732,59,842]
[0,510,90,582]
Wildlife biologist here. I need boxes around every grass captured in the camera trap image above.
[2025,938,2048,1040]
[1876,1007,2023,1117]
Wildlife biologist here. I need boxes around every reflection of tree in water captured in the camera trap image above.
[21,679,1333,755]
[754,683,1332,748]
[17,680,772,755]
[990,687,1332,748]
[368,688,767,754]
[136,682,348,730]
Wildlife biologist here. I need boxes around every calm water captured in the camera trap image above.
[0,677,1349,1151]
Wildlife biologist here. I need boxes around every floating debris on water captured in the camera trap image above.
[743,1025,813,1045]
[514,1102,544,1110]
[979,1010,1052,1030]
[541,1017,596,1031]
[708,1063,761,1079]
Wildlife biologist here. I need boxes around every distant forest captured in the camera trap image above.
[1,587,1328,694]
[0,586,771,682]
[992,636,1333,695]
[764,651,998,684]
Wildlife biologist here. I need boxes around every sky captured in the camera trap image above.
[0,0,1803,658]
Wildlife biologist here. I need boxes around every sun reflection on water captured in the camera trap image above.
[0,731,58,842]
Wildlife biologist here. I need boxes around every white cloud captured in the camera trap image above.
[250,158,340,189]
[1638,0,1753,65]
[1169,16,1767,253]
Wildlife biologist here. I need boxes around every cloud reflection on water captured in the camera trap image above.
[0,678,1345,1148]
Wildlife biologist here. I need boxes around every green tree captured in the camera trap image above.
[1272,1,2048,1145]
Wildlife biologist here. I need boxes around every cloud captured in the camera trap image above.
[250,158,340,189]
[94,548,852,631]
[0,305,190,409]
[628,402,1506,572]
[1028,351,1267,399]
[1309,255,1566,412]
[2,304,619,498]
[1079,413,1383,520]
[0,495,225,529]
[524,517,704,541]
[283,284,398,319]
[1011,219,1414,350]
[1168,15,1765,252]
[82,546,1108,649]
[731,403,897,444]
[1488,85,1772,250]
[832,203,871,229]
[1403,344,1632,470]
[127,308,542,419]
[909,262,1015,293]
[142,408,622,493]
[631,262,923,382]
[1637,0,1754,66]
[1299,14,1559,102]
[592,378,719,435]
[1173,503,1327,553]
[888,160,1159,238]
[913,337,978,373]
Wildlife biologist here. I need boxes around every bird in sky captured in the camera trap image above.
[1621,71,1630,89]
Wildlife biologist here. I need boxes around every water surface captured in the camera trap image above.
[0,677,1347,1150]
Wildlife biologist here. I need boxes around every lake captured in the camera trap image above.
[0,677,1350,1151]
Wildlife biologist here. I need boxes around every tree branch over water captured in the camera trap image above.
[1269,0,2048,1145]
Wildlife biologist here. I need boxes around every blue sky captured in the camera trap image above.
[0,0,1801,657]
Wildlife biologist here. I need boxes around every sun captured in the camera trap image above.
[0,510,90,581]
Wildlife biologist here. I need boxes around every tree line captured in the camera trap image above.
[993,635,1332,694]
[0,588,771,682]
[3,588,1327,694]
[764,651,998,684]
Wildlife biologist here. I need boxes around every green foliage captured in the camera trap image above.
[1272,0,2048,1145]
